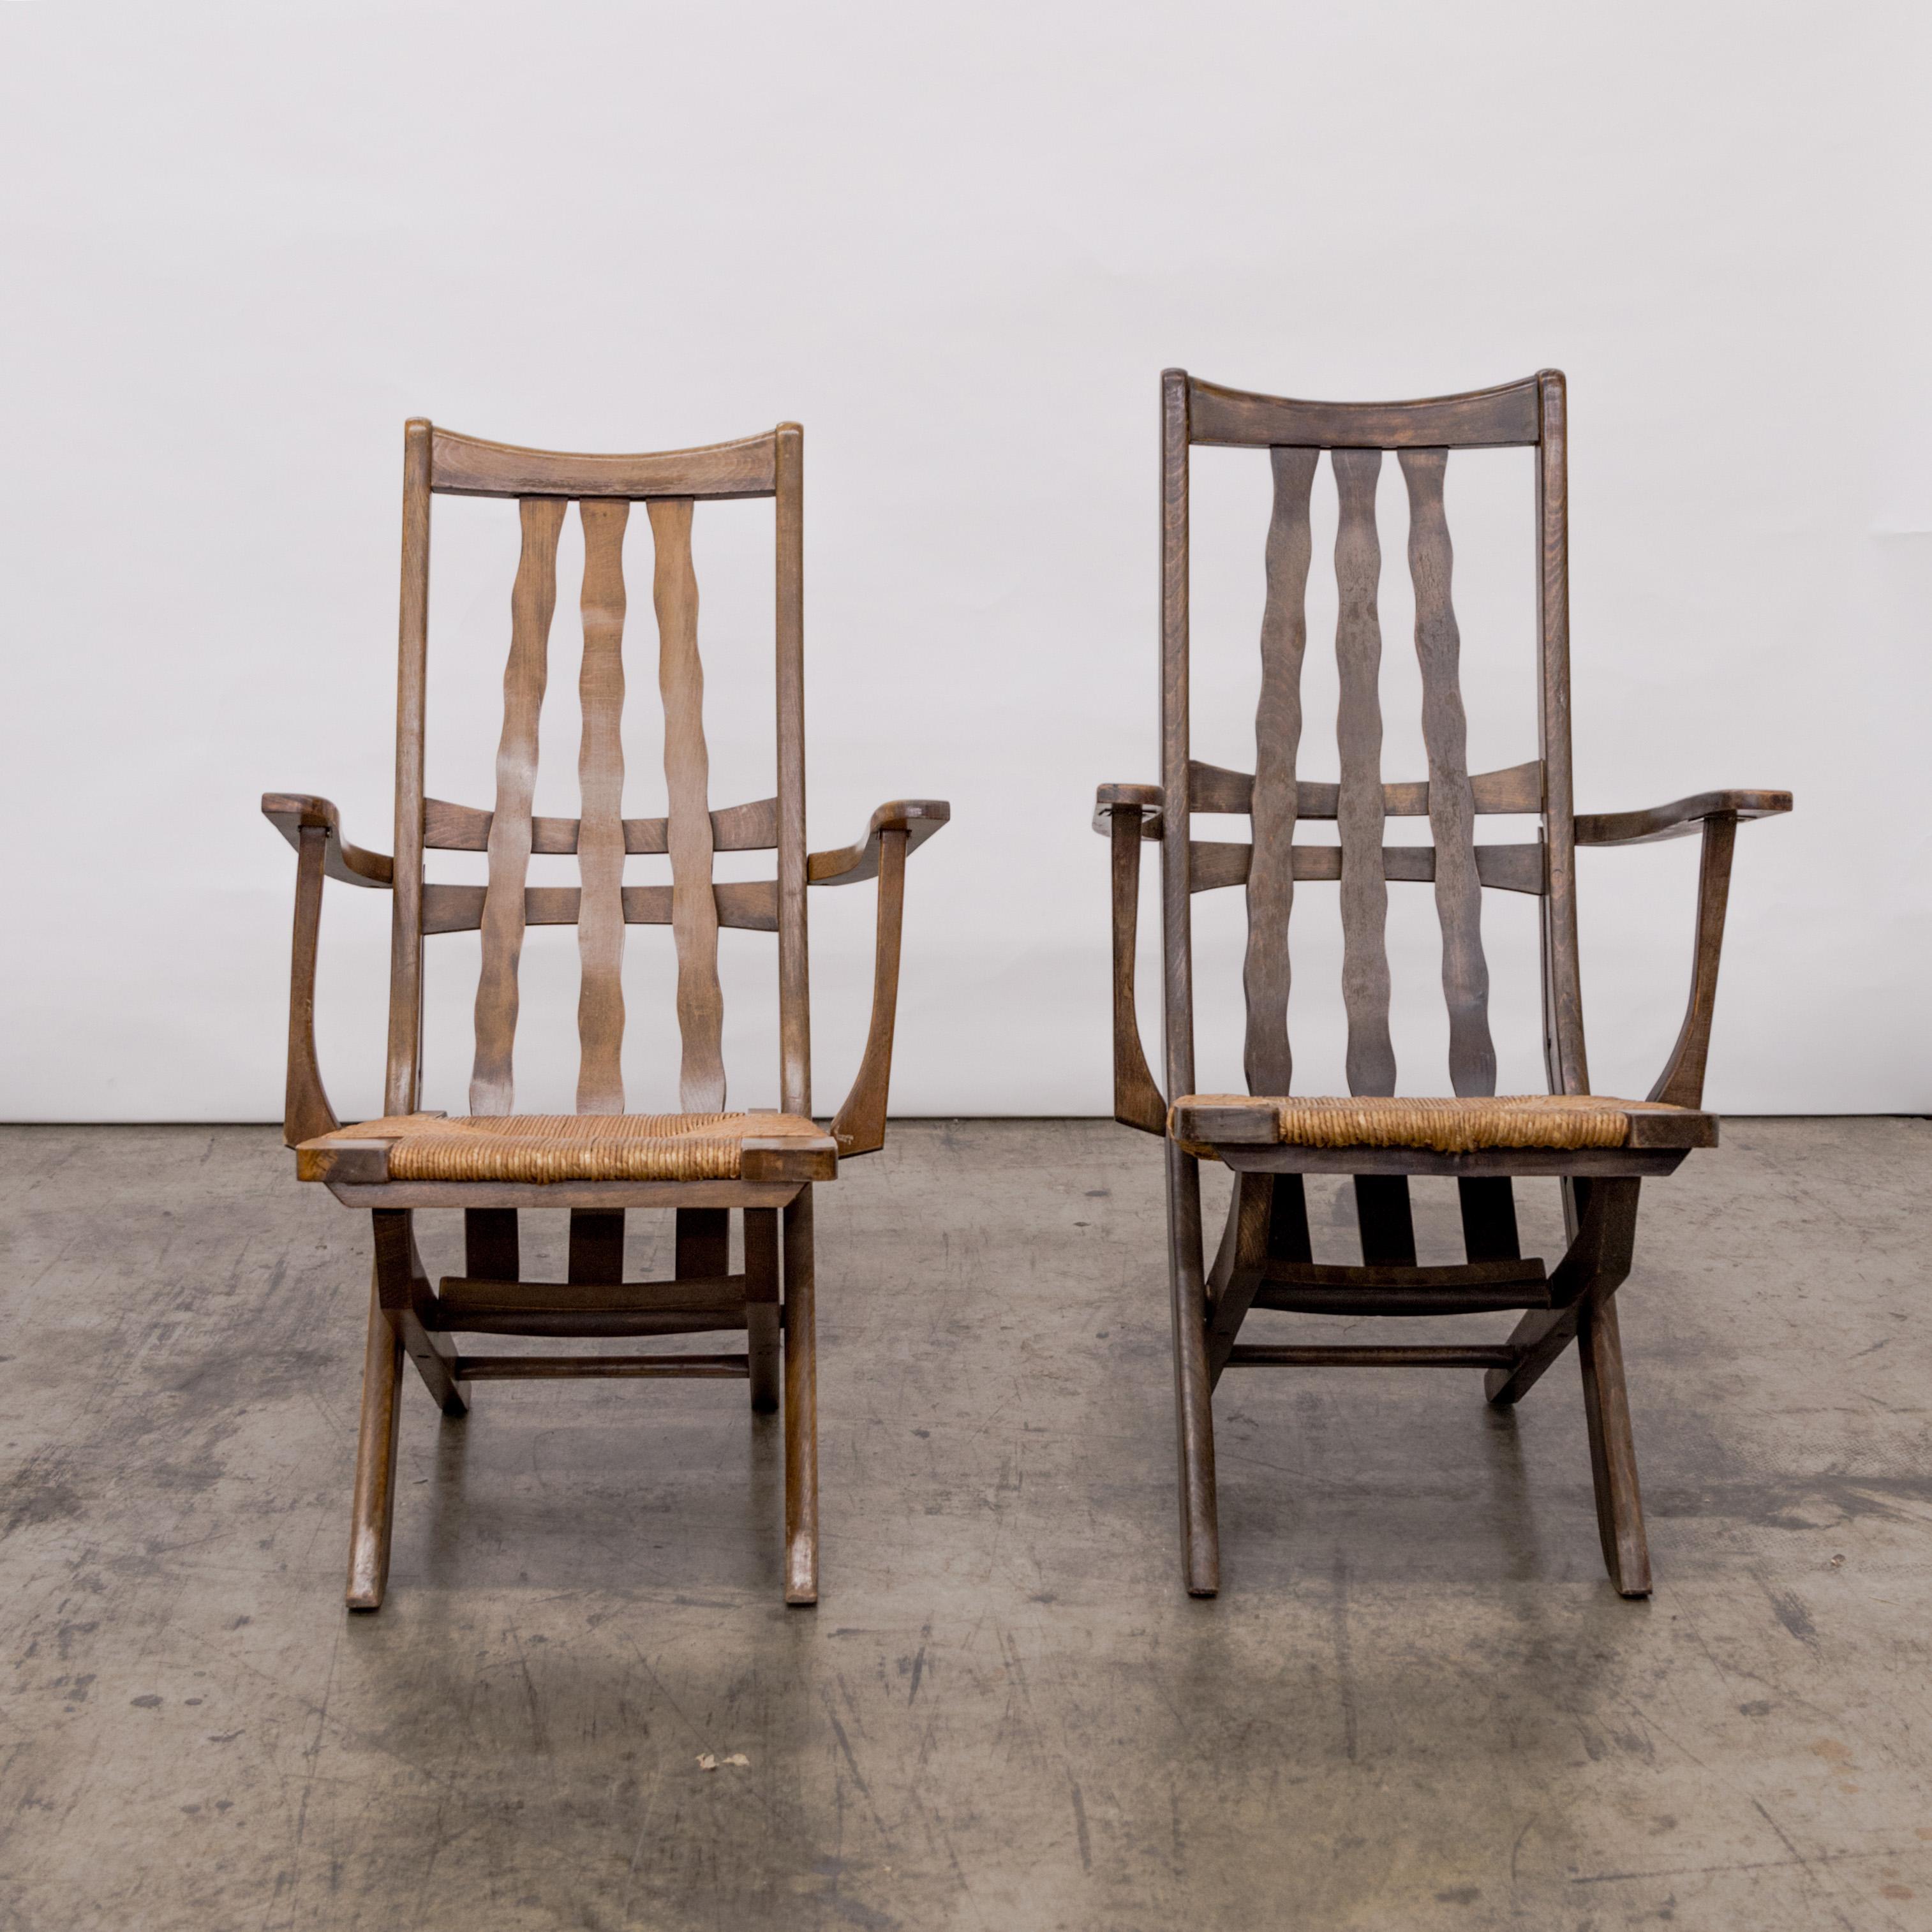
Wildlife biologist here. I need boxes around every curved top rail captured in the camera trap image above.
[1182,371,1546,450]
[427,422,784,500]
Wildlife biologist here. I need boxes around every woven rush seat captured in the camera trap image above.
[302,1110,826,1184]
[1171,1092,1702,1158]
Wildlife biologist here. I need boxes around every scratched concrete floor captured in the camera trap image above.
[1,1119,1929,1931]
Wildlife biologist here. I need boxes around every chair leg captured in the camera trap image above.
[781,1187,819,1605]
[1577,1295,1651,1597]
[1167,1147,1220,1597]
[745,1208,782,1414]
[345,1270,403,1610]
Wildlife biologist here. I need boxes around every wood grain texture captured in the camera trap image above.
[1160,369,1219,1598]
[431,425,777,501]
[470,496,565,1115]
[648,497,727,1110]
[1401,447,1496,1097]
[1331,447,1396,1097]
[1108,807,1166,1134]
[386,419,433,1115]
[422,794,778,856]
[1536,370,1588,1095]
[422,879,778,936]
[283,824,341,1146]
[1242,446,1317,1095]
[1187,839,1544,896]
[263,792,395,885]
[345,1269,403,1610]
[806,800,949,884]
[1578,1293,1651,1596]
[1575,789,1791,846]
[575,499,630,1113]
[829,828,905,1157]
[1646,811,1737,1109]
[1185,757,1543,824]
[745,1207,782,1413]
[775,424,810,1117]
[782,1187,818,1603]
[1187,373,1540,451]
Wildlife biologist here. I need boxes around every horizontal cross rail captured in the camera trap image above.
[1189,840,1544,895]
[1224,1344,1519,1369]
[451,1353,751,1379]
[424,795,777,856]
[422,880,778,934]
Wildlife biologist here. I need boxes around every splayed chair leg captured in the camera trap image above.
[1167,1147,1220,1596]
[745,1207,782,1414]
[782,1187,819,1605]
[1578,1295,1651,1597]
[345,1270,403,1611]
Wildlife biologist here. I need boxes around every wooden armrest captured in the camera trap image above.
[1092,784,1164,838]
[261,793,395,886]
[807,799,950,885]
[1575,789,1791,848]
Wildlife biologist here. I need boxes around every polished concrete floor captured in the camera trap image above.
[1,1118,1928,1931]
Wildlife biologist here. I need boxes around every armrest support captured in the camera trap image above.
[1096,791,1166,1136]
[261,793,394,1147]
[1574,788,1792,1110]
[812,800,951,1157]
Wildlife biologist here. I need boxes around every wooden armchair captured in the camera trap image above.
[265,420,947,1610]
[1098,370,1789,1598]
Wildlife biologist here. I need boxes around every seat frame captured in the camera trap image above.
[265,420,947,1610]
[1097,369,1790,1598]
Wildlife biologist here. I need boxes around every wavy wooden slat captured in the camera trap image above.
[648,498,727,1110]
[422,794,778,856]
[576,500,630,1113]
[470,498,565,1115]
[1402,448,1496,1098]
[1332,449,1396,1097]
[1242,447,1318,1096]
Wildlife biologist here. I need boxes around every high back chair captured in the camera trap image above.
[265,420,947,1610]
[1097,370,1788,1598]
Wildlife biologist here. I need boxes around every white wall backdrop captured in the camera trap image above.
[1,1,1926,1121]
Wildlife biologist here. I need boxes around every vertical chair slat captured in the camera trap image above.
[775,425,810,1117]
[576,500,630,1113]
[1242,447,1318,1095]
[471,497,566,1115]
[648,498,727,1110]
[387,419,433,1117]
[1331,449,1396,1097]
[1401,448,1496,1097]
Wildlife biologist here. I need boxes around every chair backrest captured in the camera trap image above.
[385,422,810,1122]
[1159,369,1588,1104]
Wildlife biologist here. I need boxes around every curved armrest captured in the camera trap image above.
[1575,786,1793,1108]
[260,793,394,1147]
[262,792,396,886]
[1096,793,1166,1135]
[1574,789,1790,848]
[814,799,950,1157]
[1092,782,1164,838]
[808,799,949,885]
